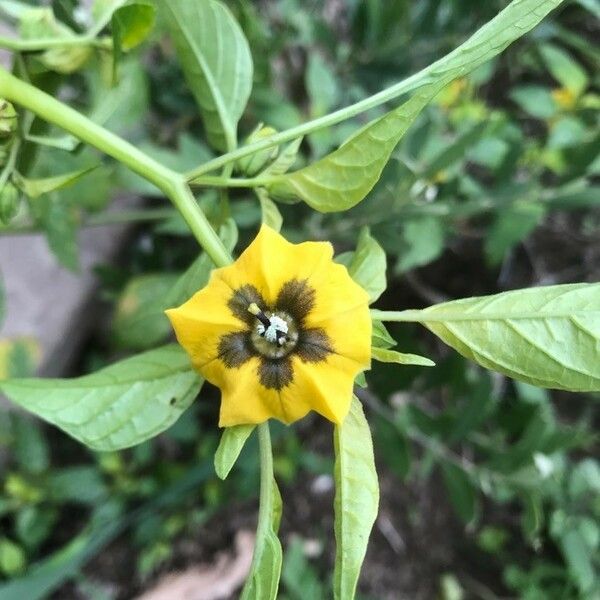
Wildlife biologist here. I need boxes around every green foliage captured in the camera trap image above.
[333,397,379,599]
[214,424,255,480]
[389,283,600,391]
[158,0,253,151]
[0,345,203,451]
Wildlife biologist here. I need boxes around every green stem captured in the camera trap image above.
[370,309,430,323]
[0,35,111,51]
[186,74,433,180]
[191,175,274,189]
[0,65,231,267]
[256,422,274,551]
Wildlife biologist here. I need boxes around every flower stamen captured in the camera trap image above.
[248,302,288,346]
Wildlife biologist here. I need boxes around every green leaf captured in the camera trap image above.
[268,81,445,212]
[539,43,588,97]
[396,217,445,273]
[47,466,107,504]
[241,480,283,600]
[12,418,49,475]
[158,0,253,151]
[440,462,477,525]
[256,189,283,232]
[269,0,565,212]
[510,85,557,119]
[347,228,387,303]
[371,321,396,349]
[262,137,303,177]
[214,425,255,480]
[559,529,595,593]
[112,274,180,350]
[112,1,155,52]
[38,198,79,272]
[484,202,545,266]
[333,397,379,600]
[371,347,435,367]
[397,283,600,391]
[0,538,26,576]
[13,166,97,199]
[306,53,339,117]
[0,338,40,379]
[111,1,156,79]
[0,345,203,451]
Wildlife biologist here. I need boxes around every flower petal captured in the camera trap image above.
[290,354,361,424]
[216,225,334,304]
[165,272,246,370]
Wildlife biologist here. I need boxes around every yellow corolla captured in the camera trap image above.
[166,225,371,427]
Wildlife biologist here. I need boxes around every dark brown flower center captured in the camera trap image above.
[219,279,334,390]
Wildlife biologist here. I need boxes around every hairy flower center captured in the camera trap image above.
[248,303,299,359]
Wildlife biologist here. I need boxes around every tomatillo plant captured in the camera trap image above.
[0,0,597,598]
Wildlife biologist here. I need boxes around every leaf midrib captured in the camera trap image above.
[1,363,194,391]
[163,1,235,147]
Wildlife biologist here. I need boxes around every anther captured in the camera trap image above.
[248,302,271,329]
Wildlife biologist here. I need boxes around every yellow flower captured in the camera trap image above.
[166,225,371,427]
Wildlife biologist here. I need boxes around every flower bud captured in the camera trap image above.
[0,182,20,225]
[236,125,278,176]
[0,100,17,140]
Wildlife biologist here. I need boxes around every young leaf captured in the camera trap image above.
[0,345,202,451]
[484,202,545,266]
[111,1,156,77]
[262,137,303,177]
[38,198,79,272]
[112,273,180,350]
[440,462,478,525]
[13,166,97,199]
[371,321,396,349]
[333,397,379,600]
[539,43,588,97]
[214,424,255,480]
[158,0,253,151]
[268,0,565,212]
[396,217,446,273]
[256,189,283,232]
[382,283,600,391]
[268,81,446,212]
[371,347,435,367]
[347,227,387,303]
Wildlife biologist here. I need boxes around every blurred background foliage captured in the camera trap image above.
[0,0,598,598]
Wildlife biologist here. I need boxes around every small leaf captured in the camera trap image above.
[440,462,477,525]
[158,0,253,151]
[333,397,379,600]
[539,43,588,97]
[112,274,179,350]
[397,283,600,391]
[0,338,40,380]
[559,529,595,593]
[371,321,396,349]
[371,347,435,367]
[112,1,155,52]
[256,189,283,232]
[396,217,445,273]
[38,199,79,272]
[0,345,203,451]
[262,137,303,177]
[13,166,97,199]
[347,227,387,303]
[484,202,545,266]
[111,1,156,79]
[214,425,255,480]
